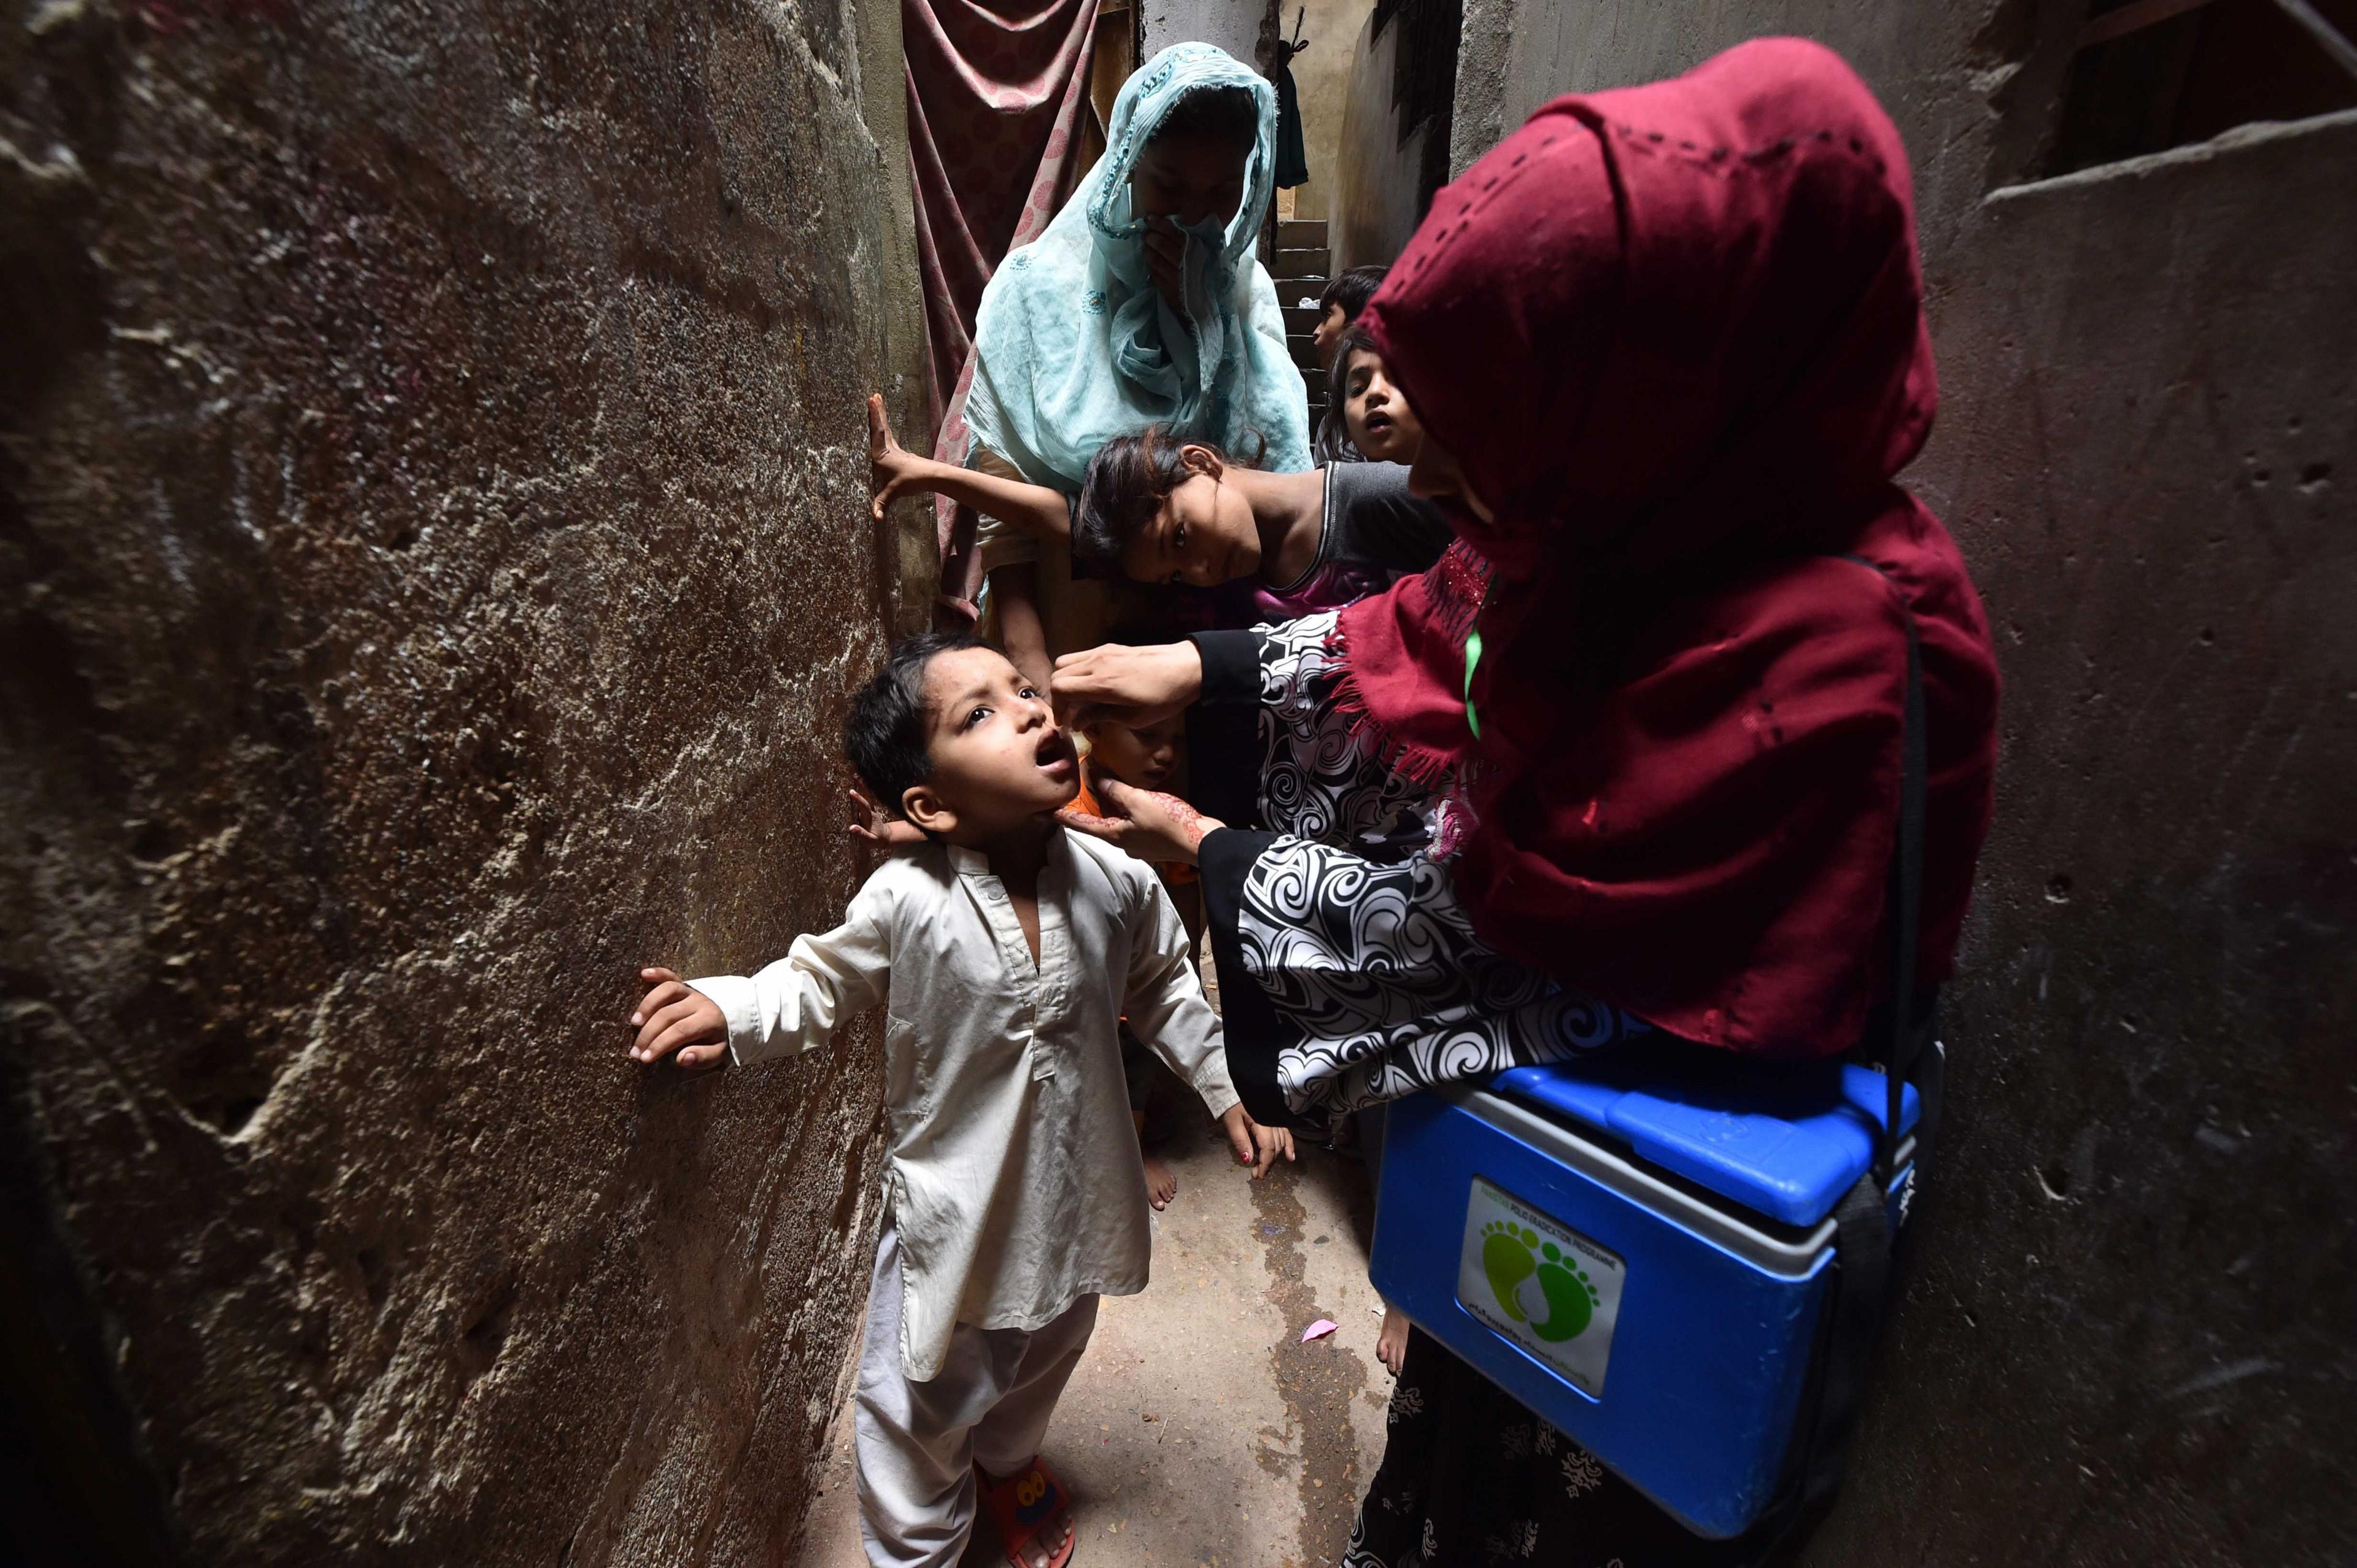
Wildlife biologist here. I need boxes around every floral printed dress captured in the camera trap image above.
[1183,610,1651,1135]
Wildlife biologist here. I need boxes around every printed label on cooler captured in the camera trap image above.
[1456,1175,1626,1397]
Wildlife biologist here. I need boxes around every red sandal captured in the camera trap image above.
[977,1456,1075,1568]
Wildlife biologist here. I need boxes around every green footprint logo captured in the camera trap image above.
[1479,1221,1602,1343]
[1480,1221,1539,1321]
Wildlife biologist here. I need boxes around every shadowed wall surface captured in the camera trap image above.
[1450,4,2355,1564]
[0,0,927,1562]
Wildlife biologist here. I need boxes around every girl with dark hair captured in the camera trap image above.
[1055,38,2001,1562]
[1074,426,1449,619]
[1326,326,1425,466]
[870,411,1449,623]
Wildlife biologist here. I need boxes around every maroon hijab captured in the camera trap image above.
[1341,39,2000,1057]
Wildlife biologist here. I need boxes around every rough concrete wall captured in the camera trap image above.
[1139,0,1272,74]
[1275,0,1376,220]
[1452,5,2356,1564]
[1328,9,1430,272]
[0,0,929,1562]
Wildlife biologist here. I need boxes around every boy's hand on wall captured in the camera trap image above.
[1220,1104,1295,1179]
[867,393,929,522]
[629,967,729,1072]
[845,785,926,849]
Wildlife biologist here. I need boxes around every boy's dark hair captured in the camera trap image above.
[1318,265,1388,322]
[1150,84,1258,150]
[843,631,983,818]
[1073,424,1267,569]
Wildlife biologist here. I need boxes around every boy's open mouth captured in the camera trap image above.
[1034,728,1076,783]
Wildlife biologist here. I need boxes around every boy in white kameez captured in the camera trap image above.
[627,632,1286,1568]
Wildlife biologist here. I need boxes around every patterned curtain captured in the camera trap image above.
[903,0,1107,614]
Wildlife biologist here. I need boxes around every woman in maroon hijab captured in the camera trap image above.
[1058,37,2000,1557]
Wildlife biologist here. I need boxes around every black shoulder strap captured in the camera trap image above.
[1751,555,1927,1559]
[1839,554,1927,1181]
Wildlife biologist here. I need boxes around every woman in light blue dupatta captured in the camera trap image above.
[964,42,1311,687]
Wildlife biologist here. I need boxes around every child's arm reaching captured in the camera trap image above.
[867,394,1070,543]
[629,877,894,1073]
[1118,869,1295,1178]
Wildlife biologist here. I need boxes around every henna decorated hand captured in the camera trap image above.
[1056,775,1222,865]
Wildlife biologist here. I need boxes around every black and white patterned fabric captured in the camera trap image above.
[1240,837,1646,1122]
[1252,610,1435,849]
[1215,617,1648,1126]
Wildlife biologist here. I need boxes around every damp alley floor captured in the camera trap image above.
[796,1098,1397,1568]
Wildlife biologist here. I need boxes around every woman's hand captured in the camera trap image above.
[1051,639,1202,728]
[1142,218,1185,309]
[1058,775,1222,865]
[867,393,934,522]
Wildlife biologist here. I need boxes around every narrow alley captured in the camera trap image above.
[802,1118,1393,1567]
[5,1,2353,1565]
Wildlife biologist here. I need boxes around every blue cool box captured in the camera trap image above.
[1370,1049,1918,1539]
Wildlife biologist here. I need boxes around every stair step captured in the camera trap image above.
[1278,218,1328,249]
[1289,331,1326,376]
[1272,247,1329,281]
[1281,303,1323,335]
[1280,281,1329,310]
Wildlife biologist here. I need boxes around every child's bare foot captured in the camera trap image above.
[1008,1515,1073,1568]
[1144,1153,1178,1210]
[1377,1301,1410,1376]
[978,1457,1075,1568]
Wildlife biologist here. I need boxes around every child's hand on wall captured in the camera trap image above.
[628,967,729,1072]
[867,393,931,522]
[1220,1104,1296,1178]
[845,785,926,849]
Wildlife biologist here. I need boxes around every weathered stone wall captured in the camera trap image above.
[1138,0,1273,75]
[0,0,928,1562]
[1326,7,1434,272]
[1272,0,1375,222]
[1451,4,2356,1564]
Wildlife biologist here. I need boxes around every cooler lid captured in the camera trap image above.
[1492,1046,1921,1229]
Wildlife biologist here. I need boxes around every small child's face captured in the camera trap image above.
[1131,134,1250,231]
[1121,457,1260,587]
[1086,712,1186,792]
[904,647,1080,840]
[1342,346,1424,465]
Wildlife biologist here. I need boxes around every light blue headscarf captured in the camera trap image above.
[964,44,1311,490]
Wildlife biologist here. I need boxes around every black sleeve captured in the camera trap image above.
[1184,628,1263,831]
[1196,827,1306,1127]
[1327,462,1453,576]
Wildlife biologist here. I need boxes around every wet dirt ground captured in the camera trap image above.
[797,1106,1396,1567]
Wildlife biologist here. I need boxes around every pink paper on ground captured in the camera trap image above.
[1301,1318,1339,1342]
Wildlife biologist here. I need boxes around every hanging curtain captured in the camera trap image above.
[903,0,1105,616]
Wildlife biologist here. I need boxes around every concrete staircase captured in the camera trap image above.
[1273,217,1332,436]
